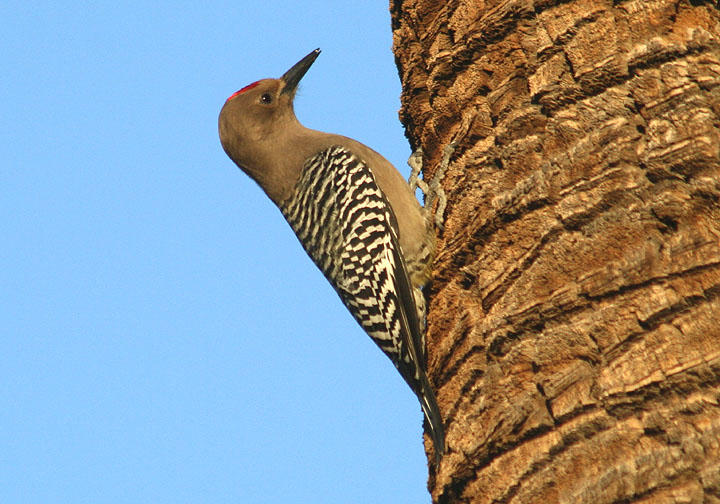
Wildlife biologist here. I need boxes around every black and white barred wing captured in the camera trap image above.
[280,146,424,382]
[333,175,425,385]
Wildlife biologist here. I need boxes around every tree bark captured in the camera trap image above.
[391,1,720,502]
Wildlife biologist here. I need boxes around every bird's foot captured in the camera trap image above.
[407,145,453,231]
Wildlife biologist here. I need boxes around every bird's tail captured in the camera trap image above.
[418,371,445,463]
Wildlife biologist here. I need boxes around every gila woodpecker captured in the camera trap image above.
[218,49,444,460]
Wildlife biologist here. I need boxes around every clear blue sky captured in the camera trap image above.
[2,1,433,503]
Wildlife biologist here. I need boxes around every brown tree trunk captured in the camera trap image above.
[391,1,720,502]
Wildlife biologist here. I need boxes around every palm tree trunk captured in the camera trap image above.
[391,1,720,502]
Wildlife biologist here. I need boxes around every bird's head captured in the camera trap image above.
[218,49,321,202]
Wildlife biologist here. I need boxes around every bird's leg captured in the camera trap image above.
[407,144,453,231]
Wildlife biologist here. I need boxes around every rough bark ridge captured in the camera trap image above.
[391,1,720,502]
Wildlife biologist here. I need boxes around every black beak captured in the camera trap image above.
[280,48,321,95]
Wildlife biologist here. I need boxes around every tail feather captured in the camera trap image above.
[418,371,445,463]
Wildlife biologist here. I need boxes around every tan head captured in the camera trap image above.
[218,49,321,203]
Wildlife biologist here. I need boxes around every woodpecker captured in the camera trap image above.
[218,49,444,460]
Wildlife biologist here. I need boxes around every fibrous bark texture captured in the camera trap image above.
[390,1,720,502]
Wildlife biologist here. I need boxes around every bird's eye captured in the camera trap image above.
[260,93,273,104]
